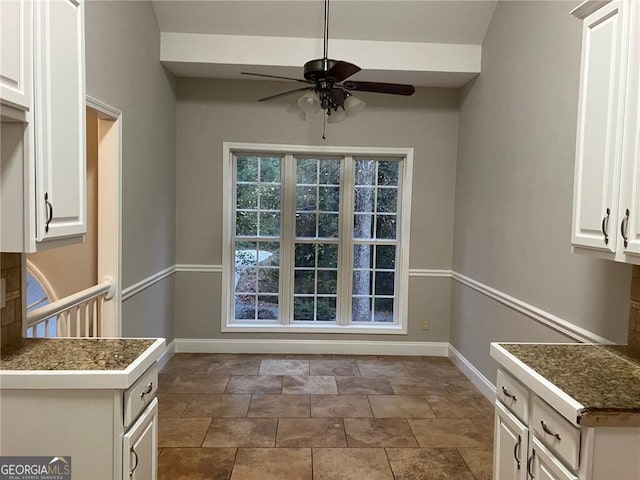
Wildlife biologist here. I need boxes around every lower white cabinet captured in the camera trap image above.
[494,401,528,480]
[124,398,158,480]
[529,437,578,480]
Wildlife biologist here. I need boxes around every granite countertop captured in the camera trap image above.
[0,338,156,371]
[500,343,640,426]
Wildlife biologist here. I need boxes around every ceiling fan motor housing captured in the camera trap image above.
[303,58,338,82]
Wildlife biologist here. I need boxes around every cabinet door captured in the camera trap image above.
[572,1,629,253]
[528,437,578,480]
[618,1,640,258]
[0,0,32,110]
[494,401,528,480]
[123,398,158,480]
[33,0,86,242]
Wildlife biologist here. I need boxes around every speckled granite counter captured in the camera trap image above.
[498,343,640,426]
[0,337,164,389]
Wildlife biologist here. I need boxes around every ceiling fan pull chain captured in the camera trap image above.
[322,113,327,140]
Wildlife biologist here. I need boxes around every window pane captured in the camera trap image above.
[235,296,256,319]
[374,298,394,322]
[354,187,375,213]
[317,270,337,294]
[237,157,259,182]
[237,184,258,209]
[317,244,338,268]
[376,215,397,240]
[352,297,372,322]
[319,187,339,212]
[235,267,257,294]
[260,157,281,183]
[353,270,373,296]
[257,296,279,320]
[259,185,280,210]
[259,242,280,266]
[319,159,340,185]
[259,212,280,237]
[294,297,315,320]
[375,245,396,269]
[355,160,376,186]
[377,161,399,186]
[296,213,316,237]
[375,272,395,295]
[258,268,279,293]
[353,245,373,270]
[318,214,339,238]
[235,241,258,267]
[376,188,397,213]
[317,297,337,321]
[296,186,317,211]
[354,214,374,239]
[295,243,316,267]
[294,270,315,294]
[297,158,317,184]
[236,211,257,236]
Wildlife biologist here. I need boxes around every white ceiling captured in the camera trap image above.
[152,0,499,87]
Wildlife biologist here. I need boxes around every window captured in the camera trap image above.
[222,143,413,333]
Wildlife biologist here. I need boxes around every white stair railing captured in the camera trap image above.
[25,277,116,338]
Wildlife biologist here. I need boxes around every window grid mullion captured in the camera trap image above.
[339,155,355,325]
[280,153,296,325]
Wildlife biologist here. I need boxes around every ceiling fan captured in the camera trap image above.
[241,0,415,129]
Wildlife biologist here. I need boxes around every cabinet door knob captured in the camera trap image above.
[129,446,139,477]
[621,208,630,247]
[513,434,521,470]
[140,382,153,398]
[602,208,610,244]
[44,193,54,233]
[501,386,517,401]
[527,449,536,479]
[540,420,561,440]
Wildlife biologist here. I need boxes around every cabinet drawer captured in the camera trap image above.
[532,396,580,470]
[496,369,529,423]
[124,366,158,427]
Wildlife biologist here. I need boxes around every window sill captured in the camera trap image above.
[221,322,407,335]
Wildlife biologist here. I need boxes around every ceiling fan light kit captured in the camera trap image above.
[242,0,415,136]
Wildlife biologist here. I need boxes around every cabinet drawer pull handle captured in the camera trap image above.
[501,386,517,401]
[45,193,54,233]
[621,208,630,247]
[527,449,536,479]
[602,208,610,244]
[540,420,561,440]
[129,446,139,477]
[140,382,153,398]
[514,434,521,469]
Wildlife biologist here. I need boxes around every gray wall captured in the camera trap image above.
[451,1,632,381]
[85,1,176,340]
[175,78,459,341]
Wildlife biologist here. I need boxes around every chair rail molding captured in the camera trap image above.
[121,265,176,301]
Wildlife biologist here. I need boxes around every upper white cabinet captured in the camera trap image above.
[572,0,640,264]
[0,0,32,111]
[0,0,86,252]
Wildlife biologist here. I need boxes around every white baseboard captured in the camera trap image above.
[157,339,176,369]
[448,344,496,402]
[175,338,449,356]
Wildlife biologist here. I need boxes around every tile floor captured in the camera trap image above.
[157,354,494,480]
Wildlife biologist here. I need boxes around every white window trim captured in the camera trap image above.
[221,142,413,334]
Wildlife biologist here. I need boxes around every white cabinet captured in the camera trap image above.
[529,437,579,480]
[0,0,32,111]
[123,398,158,480]
[0,0,87,252]
[494,401,528,480]
[571,0,640,263]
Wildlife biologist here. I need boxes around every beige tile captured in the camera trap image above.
[158,373,178,392]
[408,418,492,448]
[231,448,311,480]
[203,418,277,447]
[182,394,252,417]
[158,396,188,418]
[336,376,394,395]
[168,374,230,394]
[225,375,283,394]
[344,418,418,447]
[310,359,359,376]
[357,360,412,377]
[158,418,211,447]
[457,447,493,480]
[161,358,212,376]
[283,376,338,394]
[207,358,261,375]
[331,354,378,360]
[312,448,394,480]
[389,376,446,395]
[386,448,475,480]
[406,360,464,378]
[311,394,373,418]
[426,393,494,419]
[368,395,436,418]
[442,376,484,395]
[247,394,310,417]
[277,418,346,447]
[158,447,236,480]
[286,354,332,360]
[259,359,310,375]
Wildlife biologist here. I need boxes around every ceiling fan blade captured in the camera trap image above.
[242,72,312,84]
[343,81,415,96]
[258,87,314,102]
[327,61,361,82]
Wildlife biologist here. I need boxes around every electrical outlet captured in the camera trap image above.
[421,319,429,330]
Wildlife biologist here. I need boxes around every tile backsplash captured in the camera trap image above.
[629,266,640,350]
[1,253,23,350]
